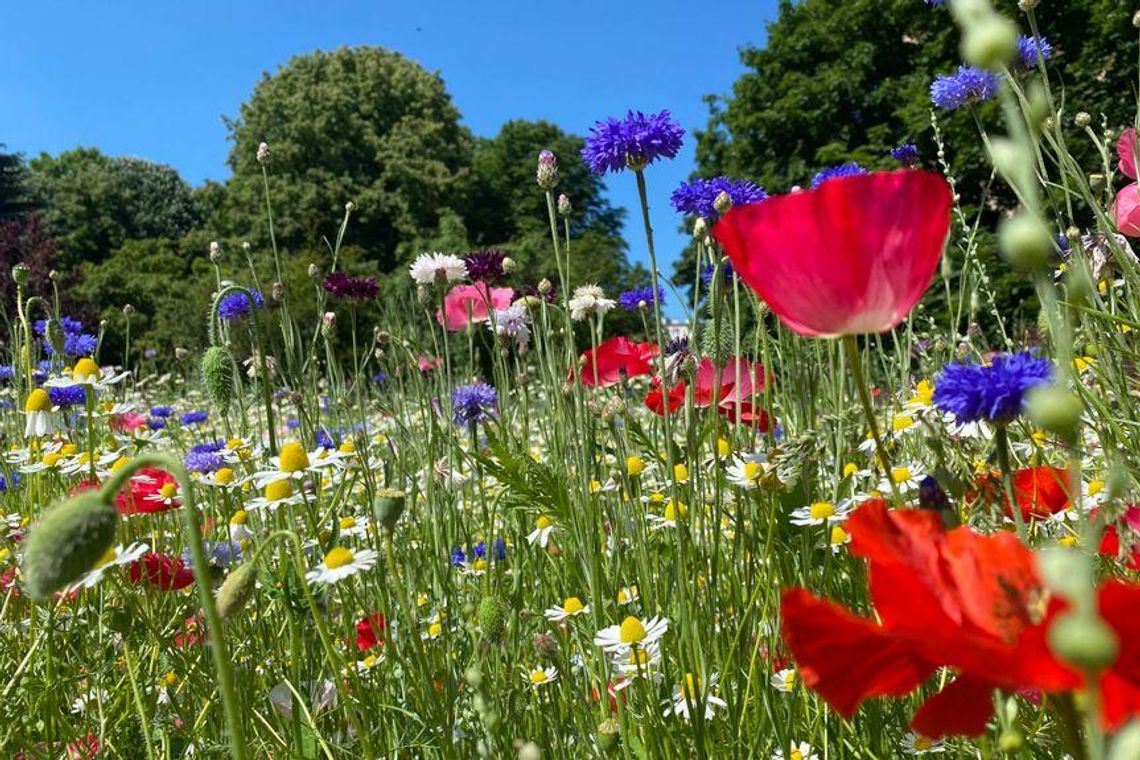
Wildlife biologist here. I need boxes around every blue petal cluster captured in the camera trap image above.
[218,289,265,321]
[185,441,226,473]
[581,110,684,175]
[35,315,97,358]
[0,365,14,382]
[48,385,87,407]
[701,260,735,286]
[891,143,919,165]
[933,351,1052,423]
[181,410,209,426]
[670,176,767,220]
[150,406,174,418]
[810,162,868,189]
[930,66,1001,111]
[1018,35,1053,69]
[618,286,666,311]
[451,382,498,426]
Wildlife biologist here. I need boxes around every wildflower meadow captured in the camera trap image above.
[6,0,1140,758]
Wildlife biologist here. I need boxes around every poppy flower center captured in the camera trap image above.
[278,442,310,473]
[562,596,584,615]
[619,616,647,644]
[809,502,835,520]
[265,480,293,502]
[324,547,355,569]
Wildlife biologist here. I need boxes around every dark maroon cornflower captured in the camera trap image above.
[322,272,378,302]
[463,250,508,282]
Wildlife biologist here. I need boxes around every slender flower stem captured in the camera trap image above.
[841,335,899,501]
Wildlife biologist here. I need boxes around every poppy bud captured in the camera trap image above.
[201,345,235,412]
[1000,212,1053,272]
[216,561,258,619]
[1027,385,1082,443]
[11,263,29,286]
[477,595,508,643]
[373,488,406,531]
[22,492,118,600]
[44,318,66,355]
[1049,612,1119,672]
[596,719,620,753]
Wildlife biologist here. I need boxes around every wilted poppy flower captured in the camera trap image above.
[713,170,952,336]
[576,336,658,387]
[129,552,195,590]
[437,282,514,331]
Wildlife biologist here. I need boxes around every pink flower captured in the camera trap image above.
[1112,129,1140,237]
[436,282,515,331]
[109,411,147,433]
[1119,128,1137,180]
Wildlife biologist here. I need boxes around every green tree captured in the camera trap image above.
[218,46,472,272]
[0,145,33,221]
[29,148,200,268]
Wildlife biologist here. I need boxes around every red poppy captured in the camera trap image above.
[713,170,952,336]
[643,356,771,430]
[355,612,387,651]
[1098,505,1140,572]
[644,376,686,415]
[436,282,514,331]
[780,500,1079,738]
[1096,581,1140,729]
[968,466,1071,520]
[576,336,658,387]
[116,467,180,514]
[129,552,195,590]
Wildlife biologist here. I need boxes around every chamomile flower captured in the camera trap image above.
[789,499,853,527]
[902,733,945,755]
[770,668,797,692]
[523,666,558,690]
[23,389,59,439]
[594,615,669,653]
[879,464,925,494]
[648,500,687,530]
[144,480,182,511]
[613,642,663,684]
[772,742,819,760]
[726,454,768,489]
[228,510,254,543]
[616,585,639,606]
[252,441,340,488]
[827,523,852,553]
[544,596,590,622]
[72,542,149,590]
[245,479,304,511]
[665,672,727,721]
[43,358,129,390]
[336,514,371,538]
[527,515,557,547]
[305,546,378,586]
[202,466,239,489]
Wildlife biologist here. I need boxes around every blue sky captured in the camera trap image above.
[1,0,779,315]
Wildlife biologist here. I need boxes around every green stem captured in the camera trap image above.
[841,335,900,501]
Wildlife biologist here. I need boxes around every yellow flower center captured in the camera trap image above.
[529,669,548,684]
[24,389,52,413]
[1088,479,1105,497]
[230,509,248,525]
[323,546,355,569]
[339,516,357,530]
[809,502,836,520]
[663,500,687,522]
[784,670,797,690]
[842,462,858,478]
[111,456,131,472]
[790,750,803,760]
[829,525,848,545]
[72,358,101,382]
[472,558,488,572]
[215,467,234,485]
[162,671,178,687]
[891,415,914,432]
[619,616,647,644]
[913,736,933,750]
[41,452,62,467]
[160,483,178,500]
[94,545,118,568]
[278,442,310,473]
[61,443,79,456]
[716,438,731,457]
[891,467,912,484]
[1059,535,1078,548]
[627,648,650,666]
[626,456,644,476]
[535,515,553,530]
[673,463,689,482]
[589,479,602,493]
[428,622,442,638]
[911,379,934,406]
[743,461,763,481]
[338,440,356,454]
[562,596,584,615]
[265,480,293,502]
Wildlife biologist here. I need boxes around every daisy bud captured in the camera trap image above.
[1000,211,1053,272]
[256,141,270,164]
[123,303,135,316]
[215,561,258,619]
[10,263,29,286]
[1075,112,1092,128]
[1049,612,1118,672]
[557,194,572,216]
[477,595,509,643]
[22,491,118,600]
[373,488,405,531]
[536,150,559,190]
[271,281,286,303]
[209,241,222,263]
[201,345,235,412]
[1027,385,1082,443]
[596,719,621,753]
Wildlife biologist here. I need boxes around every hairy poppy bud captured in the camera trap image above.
[216,562,258,619]
[11,263,29,286]
[1000,212,1053,272]
[201,345,235,412]
[373,488,406,531]
[22,492,118,600]
[478,595,509,643]
[1027,385,1082,443]
[44,318,66,355]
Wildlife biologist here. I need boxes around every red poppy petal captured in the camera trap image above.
[911,676,995,738]
[780,588,934,716]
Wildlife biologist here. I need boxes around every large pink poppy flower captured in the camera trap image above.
[436,282,514,331]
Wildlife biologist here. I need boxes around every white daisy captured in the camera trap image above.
[616,585,639,606]
[43,358,129,390]
[543,596,590,622]
[726,454,768,489]
[772,742,819,760]
[409,251,467,285]
[664,672,727,721]
[250,441,339,488]
[770,668,797,693]
[527,515,557,548]
[648,500,687,530]
[336,514,371,538]
[878,464,925,494]
[22,389,59,439]
[72,542,149,590]
[789,499,853,527]
[523,666,558,690]
[902,732,945,755]
[594,615,669,653]
[305,546,378,586]
[613,642,663,684]
[568,284,616,322]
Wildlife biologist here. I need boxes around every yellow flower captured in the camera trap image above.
[25,389,52,413]
[673,463,689,482]
[323,547,355,569]
[619,616,646,644]
[278,442,310,473]
[626,456,644,476]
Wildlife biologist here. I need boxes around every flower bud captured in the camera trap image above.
[201,345,235,412]
[10,263,29,286]
[49,269,61,282]
[122,303,135,316]
[536,150,559,190]
[373,488,406,531]
[1134,9,1140,29]
[478,595,509,643]
[501,257,516,274]
[345,201,355,212]
[1027,385,1082,442]
[256,141,270,164]
[22,492,118,600]
[693,217,710,244]
[209,241,222,263]
[308,263,321,280]
[216,561,258,619]
[1049,612,1119,672]
[1075,112,1092,128]
[44,318,66,355]
[242,241,251,252]
[596,719,621,753]
[271,281,286,303]
[175,347,190,360]
[713,191,733,216]
[532,632,559,660]
[321,311,337,338]
[1000,212,1054,272]
[557,194,572,216]
[537,278,552,295]
[517,742,542,760]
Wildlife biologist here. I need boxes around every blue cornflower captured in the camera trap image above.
[0,471,20,492]
[34,316,83,337]
[450,547,467,567]
[63,333,98,357]
[185,441,225,473]
[1017,35,1053,69]
[372,371,389,385]
[150,406,174,418]
[933,351,1052,424]
[701,260,735,286]
[618,286,666,311]
[48,385,87,408]
[218,289,264,321]
[581,110,685,175]
[930,66,1001,111]
[183,540,242,570]
[315,429,336,450]
[285,418,301,430]
[670,176,767,220]
[148,418,167,430]
[181,410,209,426]
[491,537,507,561]
[0,365,13,382]
[891,143,919,165]
[811,162,868,189]
[451,382,498,426]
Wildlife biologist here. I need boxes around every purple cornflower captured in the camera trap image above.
[463,250,508,282]
[925,0,945,5]
[701,260,735,286]
[619,286,666,311]
[930,66,1001,111]
[148,418,167,430]
[180,410,209,426]
[184,448,225,473]
[451,382,498,426]
[450,546,467,567]
[322,272,378,302]
[0,471,20,492]
[1017,35,1053,69]
[372,371,389,385]
[670,176,767,220]
[891,143,919,165]
[34,316,83,338]
[811,162,868,189]
[62,333,97,357]
[48,385,87,407]
[150,406,173,418]
[933,351,1052,424]
[315,429,336,450]
[218,289,264,321]
[0,365,13,382]
[581,110,685,175]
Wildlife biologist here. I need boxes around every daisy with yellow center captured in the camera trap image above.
[770,668,797,692]
[144,481,181,509]
[828,524,851,553]
[626,455,645,476]
[543,595,590,622]
[648,500,688,530]
[616,585,639,606]
[23,389,58,439]
[228,509,254,543]
[337,514,370,537]
[775,742,819,760]
[726,454,768,489]
[593,614,669,652]
[305,545,378,585]
[666,672,726,721]
[73,542,149,590]
[673,463,689,482]
[789,499,853,527]
[522,666,558,690]
[902,732,943,755]
[878,463,924,494]
[526,514,557,547]
[252,440,339,489]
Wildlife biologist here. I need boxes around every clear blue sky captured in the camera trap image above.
[0,0,779,316]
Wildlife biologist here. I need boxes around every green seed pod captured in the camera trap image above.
[961,17,1018,70]
[216,562,258,619]
[596,719,621,753]
[44,318,66,355]
[373,488,406,531]
[11,263,29,286]
[1049,612,1119,672]
[1027,385,1082,443]
[22,492,118,600]
[201,345,235,412]
[477,595,509,643]
[1000,212,1054,273]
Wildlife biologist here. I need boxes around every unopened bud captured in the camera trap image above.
[271,281,286,303]
[478,595,509,643]
[321,311,337,338]
[10,264,29,286]
[345,201,355,212]
[517,742,542,760]
[597,719,621,753]
[536,150,559,190]
[22,492,118,600]
[242,241,251,252]
[537,278,552,295]
[557,193,572,216]
[1000,212,1054,272]
[1075,112,1092,128]
[1049,612,1119,672]
[216,561,258,619]
[501,257,516,274]
[713,191,733,216]
[373,488,405,531]
[48,269,60,282]
[256,141,270,164]
[175,347,190,360]
[1027,385,1082,442]
[201,345,235,412]
[308,263,321,280]
[209,241,222,263]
